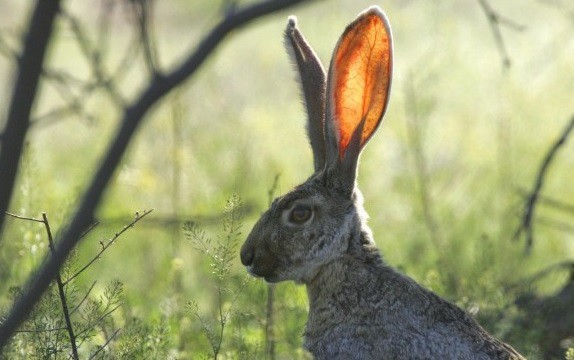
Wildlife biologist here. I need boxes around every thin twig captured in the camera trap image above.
[129,0,160,75]
[42,213,80,360]
[0,0,315,349]
[60,8,126,107]
[14,327,67,334]
[517,188,574,215]
[5,212,44,223]
[515,114,574,252]
[476,0,525,69]
[508,260,574,290]
[75,304,121,338]
[70,281,97,316]
[88,328,120,360]
[63,209,153,286]
[96,204,255,228]
[536,216,574,234]
[95,0,116,60]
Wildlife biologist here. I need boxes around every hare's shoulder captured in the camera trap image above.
[305,259,520,359]
[368,263,520,358]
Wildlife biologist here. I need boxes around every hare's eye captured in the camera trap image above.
[288,204,313,224]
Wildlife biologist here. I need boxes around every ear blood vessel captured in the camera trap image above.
[240,6,525,359]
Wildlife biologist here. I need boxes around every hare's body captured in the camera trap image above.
[304,232,520,359]
[240,6,524,359]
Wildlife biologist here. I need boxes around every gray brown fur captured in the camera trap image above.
[240,6,524,360]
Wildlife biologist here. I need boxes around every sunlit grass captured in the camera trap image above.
[1,0,573,358]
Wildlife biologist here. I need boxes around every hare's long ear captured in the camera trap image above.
[284,17,327,173]
[324,6,392,194]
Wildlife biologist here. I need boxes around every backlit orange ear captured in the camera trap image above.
[329,7,392,159]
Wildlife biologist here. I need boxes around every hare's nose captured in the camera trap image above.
[240,245,254,266]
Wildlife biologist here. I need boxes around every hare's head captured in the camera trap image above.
[240,6,393,284]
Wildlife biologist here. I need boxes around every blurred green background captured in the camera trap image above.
[1,0,573,358]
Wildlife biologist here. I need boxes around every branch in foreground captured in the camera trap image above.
[0,0,314,349]
[0,0,61,238]
[514,114,574,252]
[42,213,79,360]
[4,212,80,358]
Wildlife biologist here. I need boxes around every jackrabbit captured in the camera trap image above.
[240,6,524,359]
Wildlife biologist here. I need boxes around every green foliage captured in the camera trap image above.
[184,194,259,359]
[1,0,574,359]
[2,271,124,359]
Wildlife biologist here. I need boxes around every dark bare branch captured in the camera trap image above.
[515,114,574,252]
[0,0,314,348]
[0,0,62,238]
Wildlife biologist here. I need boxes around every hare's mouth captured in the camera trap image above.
[245,265,261,278]
[246,265,283,283]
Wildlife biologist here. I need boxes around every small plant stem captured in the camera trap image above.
[265,284,276,360]
[41,213,79,360]
[170,96,184,350]
[265,175,280,360]
[88,328,120,360]
[215,285,224,359]
[403,77,443,251]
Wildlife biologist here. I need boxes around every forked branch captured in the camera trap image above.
[476,0,525,69]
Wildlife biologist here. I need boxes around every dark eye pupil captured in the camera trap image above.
[289,205,312,224]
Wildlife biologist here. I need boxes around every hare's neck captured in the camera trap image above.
[305,242,386,312]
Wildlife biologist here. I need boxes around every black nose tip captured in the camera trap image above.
[240,246,254,266]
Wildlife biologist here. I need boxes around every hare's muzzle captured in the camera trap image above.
[240,245,254,267]
[240,229,282,282]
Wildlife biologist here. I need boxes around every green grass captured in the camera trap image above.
[1,0,574,358]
